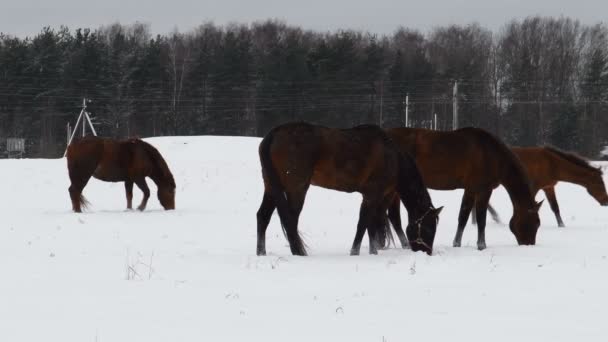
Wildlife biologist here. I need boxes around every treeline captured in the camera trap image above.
[1,16,607,157]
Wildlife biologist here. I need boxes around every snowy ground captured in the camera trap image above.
[1,136,607,342]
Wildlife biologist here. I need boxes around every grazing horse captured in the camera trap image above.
[256,122,442,256]
[66,137,176,212]
[383,127,542,250]
[473,146,608,227]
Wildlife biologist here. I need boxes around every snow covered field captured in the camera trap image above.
[1,136,607,342]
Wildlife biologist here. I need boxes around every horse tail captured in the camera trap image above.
[472,203,501,225]
[78,194,91,210]
[487,203,502,224]
[139,140,175,187]
[379,215,395,249]
[259,132,307,256]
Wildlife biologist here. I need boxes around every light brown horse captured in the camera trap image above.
[256,122,442,256]
[474,146,608,227]
[66,137,176,212]
[384,127,542,250]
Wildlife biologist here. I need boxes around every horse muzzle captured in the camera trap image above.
[516,237,536,246]
[410,239,432,255]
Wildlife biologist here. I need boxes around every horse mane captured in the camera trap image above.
[137,140,176,187]
[544,146,602,175]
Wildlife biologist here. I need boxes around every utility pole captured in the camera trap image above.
[403,93,409,127]
[66,122,72,146]
[452,80,458,130]
[431,96,435,130]
[64,98,98,157]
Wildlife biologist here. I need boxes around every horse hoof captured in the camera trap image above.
[558,223,565,228]
[477,243,487,250]
[256,250,266,256]
[350,249,360,256]
[452,241,461,248]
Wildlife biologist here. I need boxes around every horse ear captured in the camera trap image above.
[530,200,544,213]
[433,206,444,216]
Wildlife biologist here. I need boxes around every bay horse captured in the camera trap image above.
[66,136,176,212]
[383,127,542,251]
[473,146,608,227]
[256,122,442,256]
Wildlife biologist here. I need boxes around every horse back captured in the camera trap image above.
[66,137,106,168]
[387,127,509,190]
[513,146,605,191]
[387,128,472,189]
[264,122,398,194]
[67,137,134,182]
[315,125,398,193]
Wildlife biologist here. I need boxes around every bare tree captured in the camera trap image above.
[167,30,191,134]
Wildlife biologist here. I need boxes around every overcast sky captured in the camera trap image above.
[2,0,607,37]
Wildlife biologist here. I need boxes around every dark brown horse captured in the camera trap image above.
[383,127,542,250]
[66,137,176,212]
[473,146,608,227]
[256,122,442,256]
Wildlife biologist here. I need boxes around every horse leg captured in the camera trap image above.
[453,190,475,247]
[134,178,151,211]
[471,200,477,225]
[543,187,564,227]
[285,186,309,255]
[474,190,492,251]
[367,205,386,255]
[256,191,276,256]
[67,162,95,213]
[351,202,370,256]
[125,181,134,210]
[68,178,91,213]
[472,199,500,225]
[287,186,308,219]
[471,201,501,224]
[387,194,409,249]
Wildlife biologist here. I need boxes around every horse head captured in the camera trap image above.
[588,168,608,206]
[157,182,176,210]
[406,206,443,255]
[510,200,542,245]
